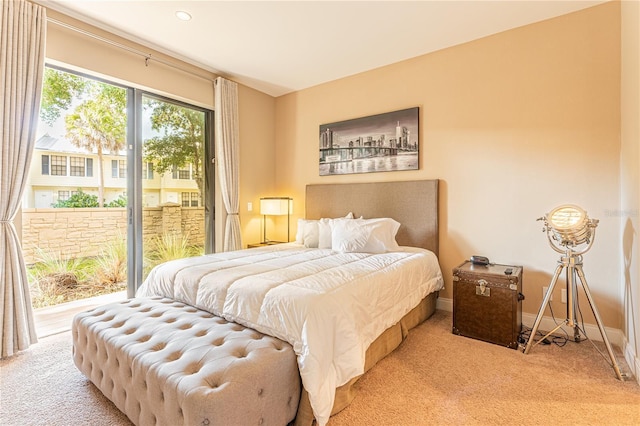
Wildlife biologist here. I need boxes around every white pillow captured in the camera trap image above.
[302,220,320,248]
[319,215,357,249]
[332,218,401,253]
[318,219,333,249]
[296,213,355,248]
[295,219,311,244]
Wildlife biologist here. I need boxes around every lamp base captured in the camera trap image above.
[523,254,624,381]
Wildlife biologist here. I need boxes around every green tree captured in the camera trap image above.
[64,83,126,207]
[144,99,205,196]
[39,68,87,126]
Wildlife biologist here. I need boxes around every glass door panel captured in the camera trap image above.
[140,95,208,281]
[25,66,128,308]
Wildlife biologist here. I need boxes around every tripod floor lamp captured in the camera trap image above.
[259,197,292,244]
[523,204,623,380]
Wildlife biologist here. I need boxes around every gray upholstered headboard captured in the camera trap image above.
[305,180,439,255]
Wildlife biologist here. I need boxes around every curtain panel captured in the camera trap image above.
[0,0,47,357]
[214,77,242,251]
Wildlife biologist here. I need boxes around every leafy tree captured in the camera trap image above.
[39,68,87,126]
[52,189,99,208]
[144,99,205,196]
[65,83,126,207]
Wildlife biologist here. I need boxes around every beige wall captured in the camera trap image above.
[621,0,640,380]
[275,3,624,328]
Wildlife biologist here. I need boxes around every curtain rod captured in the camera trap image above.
[46,16,217,84]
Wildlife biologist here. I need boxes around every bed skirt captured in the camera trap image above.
[294,290,439,425]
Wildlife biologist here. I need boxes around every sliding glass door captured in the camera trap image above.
[26,65,214,306]
[130,94,212,290]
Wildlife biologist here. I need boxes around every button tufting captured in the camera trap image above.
[258,417,264,425]
[151,342,166,351]
[167,351,182,361]
[258,388,263,396]
[195,330,207,337]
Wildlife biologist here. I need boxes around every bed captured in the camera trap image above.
[72,179,443,426]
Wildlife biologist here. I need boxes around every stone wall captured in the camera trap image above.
[22,205,205,264]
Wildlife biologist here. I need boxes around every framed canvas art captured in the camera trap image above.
[319,107,419,176]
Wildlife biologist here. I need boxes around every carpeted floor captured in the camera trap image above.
[1,310,639,425]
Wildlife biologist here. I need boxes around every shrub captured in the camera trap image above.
[106,195,127,207]
[93,235,127,285]
[52,189,99,208]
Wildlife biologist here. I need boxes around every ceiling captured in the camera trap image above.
[42,1,606,97]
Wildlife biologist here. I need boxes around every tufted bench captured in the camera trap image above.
[72,297,301,426]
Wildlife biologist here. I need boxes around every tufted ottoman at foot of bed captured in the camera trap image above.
[72,297,301,426]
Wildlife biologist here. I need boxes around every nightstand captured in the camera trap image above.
[452,260,524,349]
[247,241,284,248]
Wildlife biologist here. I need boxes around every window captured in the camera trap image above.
[51,155,67,176]
[190,192,200,207]
[29,66,213,295]
[172,165,191,180]
[111,159,126,178]
[142,162,154,179]
[70,157,85,176]
[42,155,50,175]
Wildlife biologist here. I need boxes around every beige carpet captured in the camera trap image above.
[1,310,638,425]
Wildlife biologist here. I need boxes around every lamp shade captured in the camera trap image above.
[260,197,292,215]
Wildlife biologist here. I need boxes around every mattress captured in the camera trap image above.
[137,243,444,425]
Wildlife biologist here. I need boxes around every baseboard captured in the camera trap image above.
[623,338,640,384]
[436,296,452,312]
[436,297,624,347]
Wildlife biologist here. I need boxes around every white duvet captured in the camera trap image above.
[137,244,443,425]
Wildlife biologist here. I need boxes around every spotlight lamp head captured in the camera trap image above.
[539,204,598,254]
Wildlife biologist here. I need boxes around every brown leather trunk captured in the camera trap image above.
[452,261,524,349]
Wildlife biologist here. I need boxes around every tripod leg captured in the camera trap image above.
[567,265,581,342]
[574,265,624,380]
[524,263,564,354]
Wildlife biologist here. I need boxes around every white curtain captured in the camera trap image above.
[214,77,242,251]
[0,0,47,357]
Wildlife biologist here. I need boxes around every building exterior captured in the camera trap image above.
[23,135,201,209]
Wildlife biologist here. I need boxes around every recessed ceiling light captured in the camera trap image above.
[175,11,192,21]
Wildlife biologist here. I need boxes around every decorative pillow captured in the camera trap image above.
[302,220,320,248]
[332,218,401,253]
[295,219,312,244]
[318,214,357,249]
[296,213,354,248]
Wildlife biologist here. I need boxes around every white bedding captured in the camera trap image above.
[136,243,443,425]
